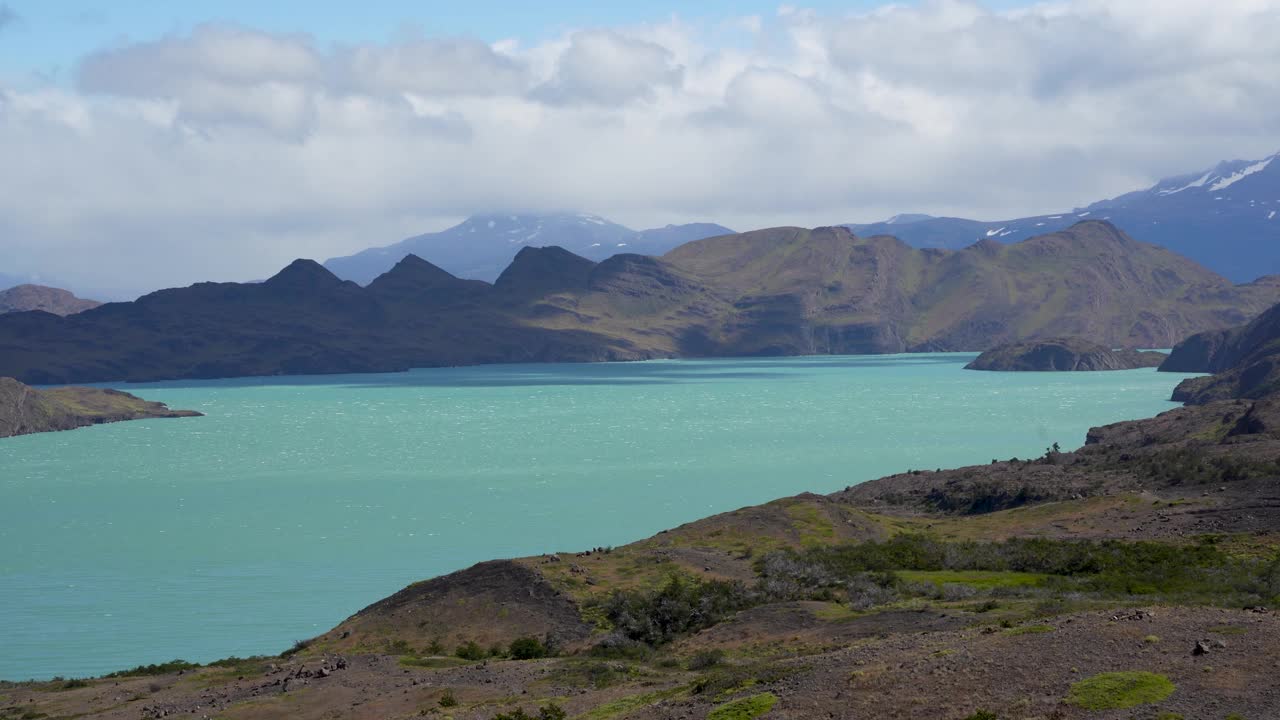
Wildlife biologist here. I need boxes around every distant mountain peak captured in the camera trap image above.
[1148,152,1279,198]
[846,150,1280,282]
[496,245,597,297]
[367,254,459,289]
[263,259,343,291]
[324,212,734,285]
[886,213,935,225]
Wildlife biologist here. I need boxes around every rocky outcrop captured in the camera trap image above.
[0,284,100,316]
[1164,301,1280,403]
[317,560,594,654]
[0,377,201,438]
[965,338,1166,371]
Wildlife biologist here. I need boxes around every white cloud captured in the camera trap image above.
[1,1,1279,296]
[533,30,684,105]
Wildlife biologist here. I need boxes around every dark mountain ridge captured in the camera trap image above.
[1,220,1275,385]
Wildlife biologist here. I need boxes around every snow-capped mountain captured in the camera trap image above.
[848,151,1280,282]
[324,213,734,285]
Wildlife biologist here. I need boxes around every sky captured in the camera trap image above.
[1,0,1279,297]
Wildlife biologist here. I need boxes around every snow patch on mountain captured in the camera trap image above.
[1158,171,1213,196]
[1210,157,1274,192]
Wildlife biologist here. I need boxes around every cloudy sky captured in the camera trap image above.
[1,0,1278,297]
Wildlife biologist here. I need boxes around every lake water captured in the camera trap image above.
[0,354,1194,680]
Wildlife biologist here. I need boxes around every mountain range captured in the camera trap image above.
[849,152,1280,283]
[1,220,1274,385]
[323,213,734,284]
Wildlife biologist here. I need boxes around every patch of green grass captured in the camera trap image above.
[1066,671,1175,711]
[1002,624,1054,636]
[573,689,682,720]
[1155,713,1184,720]
[706,692,778,720]
[783,502,836,546]
[896,570,1049,589]
[1208,625,1248,636]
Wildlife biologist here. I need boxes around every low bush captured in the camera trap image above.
[455,640,487,661]
[687,649,724,671]
[438,689,458,708]
[105,660,201,678]
[598,575,757,647]
[509,636,548,660]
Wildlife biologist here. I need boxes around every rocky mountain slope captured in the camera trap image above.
[850,151,1280,282]
[9,302,1280,719]
[0,377,200,438]
[0,283,101,316]
[1161,300,1280,403]
[324,212,734,284]
[0,220,1273,385]
[964,338,1166,371]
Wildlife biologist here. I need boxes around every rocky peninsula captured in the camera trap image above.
[965,337,1167,371]
[0,377,201,438]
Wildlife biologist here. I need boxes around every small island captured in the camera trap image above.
[965,338,1166,371]
[0,377,202,438]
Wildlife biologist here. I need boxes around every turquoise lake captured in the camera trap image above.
[0,354,1195,680]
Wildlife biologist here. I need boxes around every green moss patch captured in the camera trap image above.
[896,570,1048,589]
[574,689,681,720]
[707,692,778,720]
[1066,671,1175,710]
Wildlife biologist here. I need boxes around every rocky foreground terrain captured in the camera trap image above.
[0,377,201,438]
[5,310,1280,719]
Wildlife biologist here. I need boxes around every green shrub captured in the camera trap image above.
[386,638,414,655]
[599,575,757,647]
[964,712,998,720]
[509,636,548,660]
[105,659,201,678]
[439,689,458,708]
[1066,671,1175,710]
[456,640,487,661]
[281,638,312,657]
